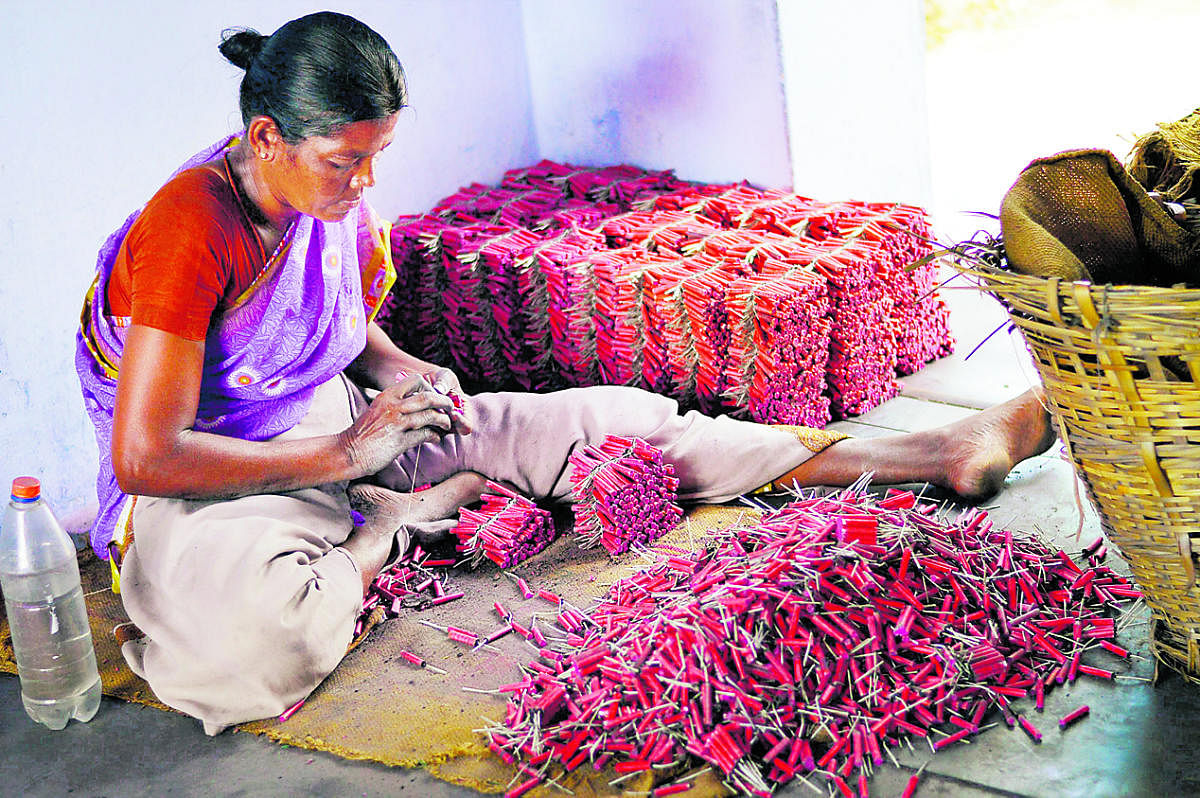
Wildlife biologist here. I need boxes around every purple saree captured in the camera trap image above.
[76,135,395,558]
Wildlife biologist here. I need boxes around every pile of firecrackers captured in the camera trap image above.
[477,488,1139,798]
[353,435,684,628]
[326,436,1142,797]
[377,161,954,426]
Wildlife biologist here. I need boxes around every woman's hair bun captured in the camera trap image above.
[218,28,267,71]
[223,12,407,143]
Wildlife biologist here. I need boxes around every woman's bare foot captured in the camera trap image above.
[935,388,1057,500]
[348,471,489,531]
[343,471,489,592]
[772,387,1057,501]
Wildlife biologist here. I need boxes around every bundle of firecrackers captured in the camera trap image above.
[480,484,1141,798]
[724,267,833,426]
[452,481,557,569]
[355,438,682,644]
[380,215,453,366]
[444,437,684,568]
[539,230,607,388]
[589,247,650,387]
[378,162,953,424]
[568,435,685,556]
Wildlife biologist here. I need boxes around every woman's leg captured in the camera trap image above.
[370,385,826,503]
[773,388,1057,500]
[354,385,1057,543]
[117,377,487,733]
[119,486,362,735]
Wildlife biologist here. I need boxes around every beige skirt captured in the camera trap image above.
[119,376,840,734]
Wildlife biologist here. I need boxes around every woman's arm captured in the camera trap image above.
[347,321,474,434]
[346,321,440,391]
[111,324,456,500]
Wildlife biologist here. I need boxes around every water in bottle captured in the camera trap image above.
[0,476,102,729]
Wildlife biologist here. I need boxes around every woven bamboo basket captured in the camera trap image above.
[960,262,1200,679]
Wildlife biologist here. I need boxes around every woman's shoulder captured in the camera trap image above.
[109,159,259,338]
[145,163,237,219]
[124,162,248,252]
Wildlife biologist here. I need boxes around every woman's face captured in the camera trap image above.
[269,113,400,222]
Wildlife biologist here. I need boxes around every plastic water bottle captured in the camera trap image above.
[0,477,101,729]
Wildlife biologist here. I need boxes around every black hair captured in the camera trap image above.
[218,12,407,143]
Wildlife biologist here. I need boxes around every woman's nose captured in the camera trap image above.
[351,156,376,190]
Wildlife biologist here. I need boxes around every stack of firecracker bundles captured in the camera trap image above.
[376,161,953,427]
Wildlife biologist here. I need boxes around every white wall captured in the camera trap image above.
[0,0,538,525]
[778,0,933,206]
[521,0,793,189]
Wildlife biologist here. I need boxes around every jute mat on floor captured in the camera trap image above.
[0,504,762,796]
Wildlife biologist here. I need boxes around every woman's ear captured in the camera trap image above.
[245,115,284,162]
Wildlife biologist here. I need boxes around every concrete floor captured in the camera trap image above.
[3,285,1198,798]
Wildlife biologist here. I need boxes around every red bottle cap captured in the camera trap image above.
[10,477,40,500]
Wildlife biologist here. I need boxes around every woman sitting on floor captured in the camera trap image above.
[75,11,1056,734]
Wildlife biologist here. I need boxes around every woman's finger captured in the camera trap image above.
[374,383,453,416]
[447,396,474,436]
[392,372,434,397]
[406,407,454,433]
[427,368,458,395]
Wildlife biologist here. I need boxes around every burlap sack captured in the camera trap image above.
[999,148,1200,286]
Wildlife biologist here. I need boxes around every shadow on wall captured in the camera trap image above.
[577,48,703,168]
[522,0,793,187]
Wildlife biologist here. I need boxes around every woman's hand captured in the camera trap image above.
[423,367,475,435]
[339,373,457,476]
